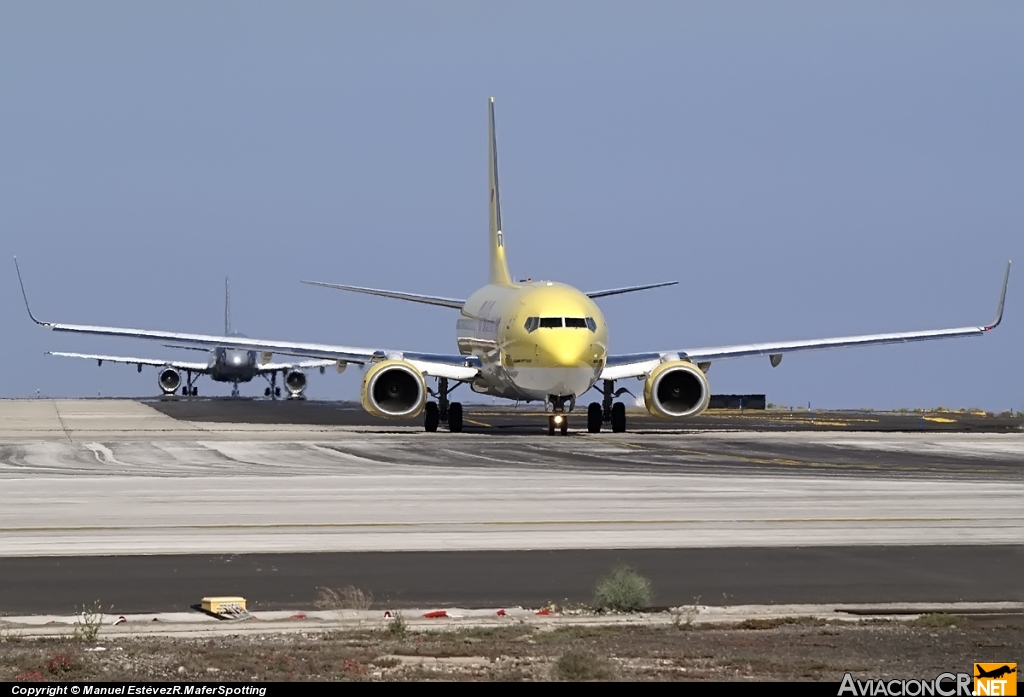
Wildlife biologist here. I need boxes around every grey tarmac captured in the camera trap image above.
[0,399,1019,615]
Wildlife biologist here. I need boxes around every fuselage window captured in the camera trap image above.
[564,317,587,328]
[539,317,563,328]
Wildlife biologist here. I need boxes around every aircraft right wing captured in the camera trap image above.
[47,352,209,373]
[602,261,1011,381]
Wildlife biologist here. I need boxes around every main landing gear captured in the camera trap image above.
[182,370,198,398]
[586,379,629,433]
[424,377,464,433]
[263,372,282,400]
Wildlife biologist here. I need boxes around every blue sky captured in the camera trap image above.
[2,2,1021,410]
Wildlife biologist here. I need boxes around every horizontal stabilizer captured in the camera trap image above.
[301,280,465,309]
[586,281,678,299]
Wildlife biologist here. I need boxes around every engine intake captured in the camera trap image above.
[284,370,307,398]
[643,360,710,418]
[158,367,181,395]
[360,359,427,418]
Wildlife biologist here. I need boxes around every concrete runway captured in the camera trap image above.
[0,399,1020,612]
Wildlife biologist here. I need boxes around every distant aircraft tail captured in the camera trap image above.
[488,97,513,286]
[224,277,231,335]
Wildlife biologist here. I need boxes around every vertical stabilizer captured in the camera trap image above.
[224,277,232,335]
[488,97,513,286]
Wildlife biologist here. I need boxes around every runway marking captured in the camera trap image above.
[653,447,1008,475]
[2,516,1018,533]
[463,418,493,427]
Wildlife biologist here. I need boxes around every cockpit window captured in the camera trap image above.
[524,316,597,332]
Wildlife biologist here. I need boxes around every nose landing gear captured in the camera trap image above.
[547,395,572,436]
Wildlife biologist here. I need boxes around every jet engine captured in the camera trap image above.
[643,360,710,418]
[158,367,181,395]
[284,370,308,399]
[360,359,427,418]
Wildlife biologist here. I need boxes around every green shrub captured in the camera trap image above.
[593,565,652,612]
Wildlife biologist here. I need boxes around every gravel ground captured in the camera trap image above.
[2,614,1020,682]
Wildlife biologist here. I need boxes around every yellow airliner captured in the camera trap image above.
[17,98,1011,435]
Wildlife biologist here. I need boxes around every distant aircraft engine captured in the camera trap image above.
[643,360,710,418]
[284,370,308,399]
[158,367,181,395]
[360,359,427,418]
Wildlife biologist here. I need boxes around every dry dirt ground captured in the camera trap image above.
[2,615,1020,682]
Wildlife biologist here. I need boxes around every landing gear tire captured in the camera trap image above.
[611,402,627,433]
[560,417,568,436]
[192,387,198,397]
[547,416,556,436]
[275,387,281,398]
[424,402,439,433]
[587,402,602,433]
[448,402,463,433]
[265,387,271,397]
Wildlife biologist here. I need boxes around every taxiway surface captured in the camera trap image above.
[0,399,1020,612]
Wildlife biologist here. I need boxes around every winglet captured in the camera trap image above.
[985,260,1011,331]
[13,257,47,326]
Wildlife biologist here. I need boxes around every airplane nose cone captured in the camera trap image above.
[537,331,596,368]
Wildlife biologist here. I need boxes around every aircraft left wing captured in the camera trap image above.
[47,352,209,372]
[602,261,1010,381]
[16,260,480,383]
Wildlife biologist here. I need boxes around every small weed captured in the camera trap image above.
[387,611,408,638]
[371,656,401,669]
[316,585,373,611]
[73,600,106,642]
[736,616,823,630]
[554,650,616,681]
[0,622,22,643]
[14,670,45,682]
[47,653,76,675]
[593,565,652,613]
[910,613,963,628]
[672,596,701,630]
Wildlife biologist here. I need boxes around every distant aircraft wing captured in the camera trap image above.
[257,358,338,373]
[47,352,209,373]
[17,260,480,383]
[301,280,466,309]
[602,261,1011,381]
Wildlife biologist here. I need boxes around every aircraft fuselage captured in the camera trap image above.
[207,347,258,383]
[456,281,608,403]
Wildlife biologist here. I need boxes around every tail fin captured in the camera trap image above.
[488,97,513,286]
[224,277,232,335]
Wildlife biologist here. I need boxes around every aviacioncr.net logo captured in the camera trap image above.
[839,672,972,696]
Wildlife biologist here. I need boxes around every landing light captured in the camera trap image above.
[553,415,564,424]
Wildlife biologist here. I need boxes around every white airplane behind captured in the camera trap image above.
[16,98,1010,434]
[43,278,336,399]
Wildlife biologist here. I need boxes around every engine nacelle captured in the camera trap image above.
[158,367,181,395]
[360,359,427,419]
[284,370,307,399]
[643,360,710,418]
